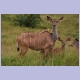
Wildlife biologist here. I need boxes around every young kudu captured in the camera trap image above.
[52,37,71,54]
[16,16,63,59]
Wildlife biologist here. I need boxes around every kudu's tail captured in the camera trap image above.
[16,38,20,51]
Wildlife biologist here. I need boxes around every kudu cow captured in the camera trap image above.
[41,16,64,53]
[16,16,63,59]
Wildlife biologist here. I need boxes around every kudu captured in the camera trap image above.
[68,38,79,51]
[41,16,64,53]
[16,31,53,59]
[16,16,63,59]
[52,37,71,54]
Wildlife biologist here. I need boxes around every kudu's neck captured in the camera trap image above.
[52,26,58,42]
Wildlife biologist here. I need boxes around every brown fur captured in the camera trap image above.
[16,31,53,59]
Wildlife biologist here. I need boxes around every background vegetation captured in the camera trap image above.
[1,14,79,66]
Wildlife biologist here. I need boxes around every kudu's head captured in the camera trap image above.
[58,37,71,47]
[46,16,63,28]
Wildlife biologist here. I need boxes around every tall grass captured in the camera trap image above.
[1,14,79,66]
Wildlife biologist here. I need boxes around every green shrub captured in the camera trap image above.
[13,14,41,28]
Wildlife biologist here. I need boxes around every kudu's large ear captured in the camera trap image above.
[58,37,62,41]
[58,17,64,22]
[46,15,52,22]
[66,37,71,41]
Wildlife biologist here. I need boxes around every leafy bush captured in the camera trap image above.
[13,14,41,28]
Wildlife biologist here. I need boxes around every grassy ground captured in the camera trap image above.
[1,14,79,66]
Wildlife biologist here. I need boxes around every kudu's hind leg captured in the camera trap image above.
[18,46,28,59]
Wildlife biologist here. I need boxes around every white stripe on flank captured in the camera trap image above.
[38,33,41,47]
[29,33,31,45]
